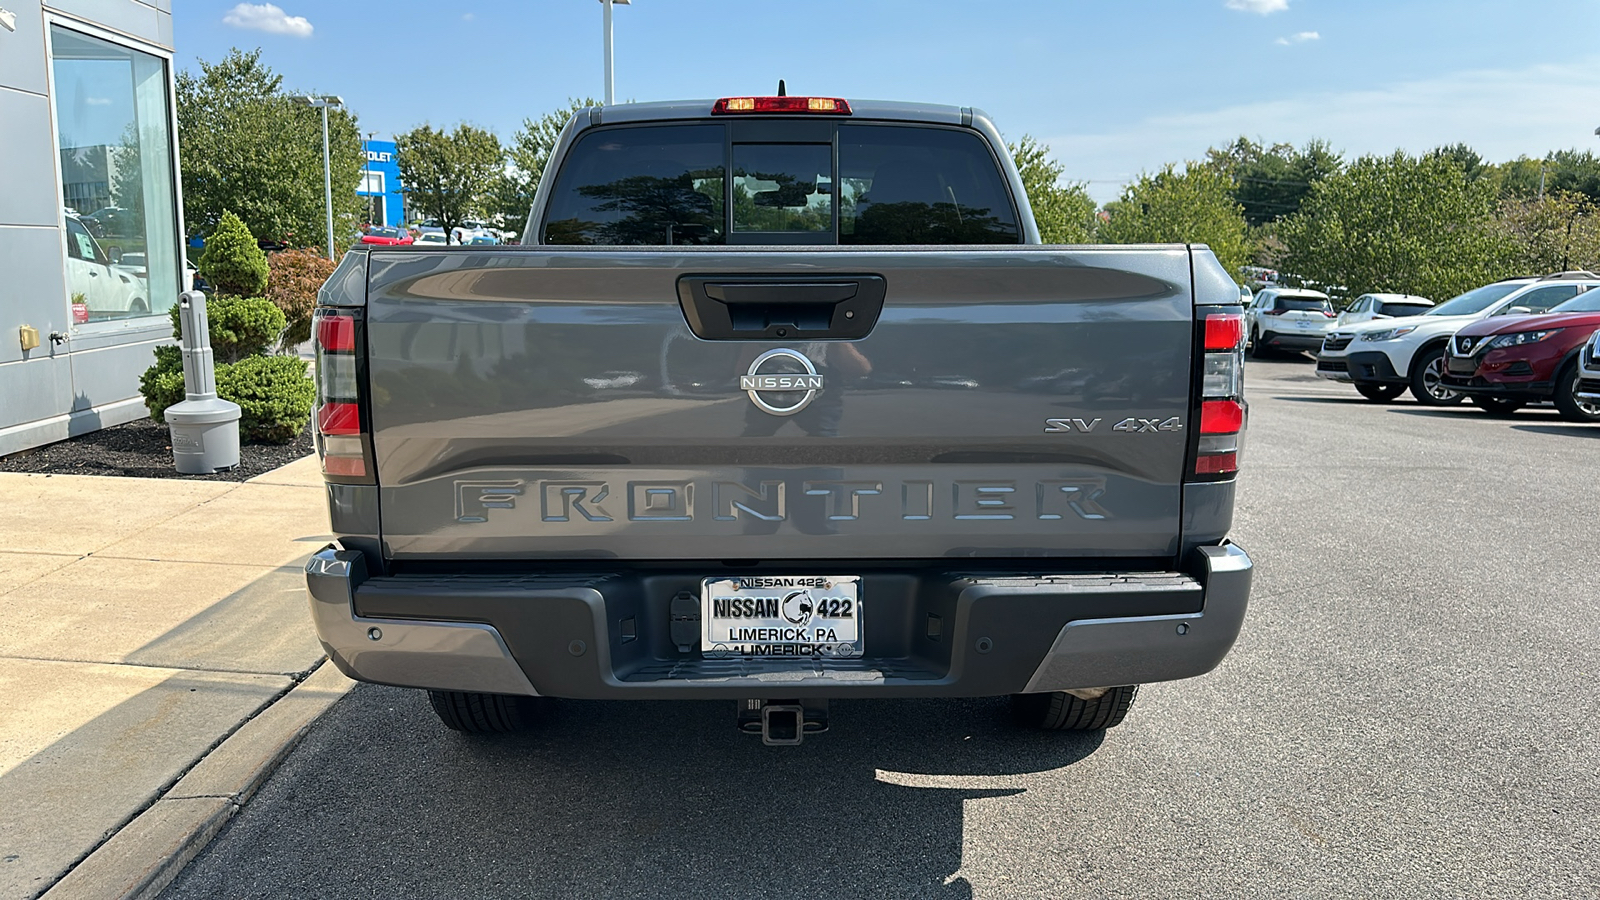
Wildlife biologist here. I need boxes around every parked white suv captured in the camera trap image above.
[1335,293,1433,326]
[1578,329,1600,404]
[1316,273,1600,404]
[1244,287,1335,357]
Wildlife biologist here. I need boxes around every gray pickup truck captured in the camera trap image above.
[304,95,1253,744]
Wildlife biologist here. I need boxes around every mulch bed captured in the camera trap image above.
[0,417,315,482]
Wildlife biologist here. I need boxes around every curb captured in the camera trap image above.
[41,662,355,900]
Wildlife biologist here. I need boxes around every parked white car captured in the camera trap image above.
[1316,272,1600,404]
[1335,293,1433,326]
[413,232,448,246]
[64,214,148,314]
[1244,287,1335,357]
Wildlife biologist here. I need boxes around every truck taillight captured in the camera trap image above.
[313,309,373,482]
[1191,311,1246,481]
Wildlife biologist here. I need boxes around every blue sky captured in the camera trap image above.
[178,0,1600,203]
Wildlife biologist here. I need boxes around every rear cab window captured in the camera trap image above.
[541,119,1020,245]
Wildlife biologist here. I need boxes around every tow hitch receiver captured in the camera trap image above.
[738,699,829,746]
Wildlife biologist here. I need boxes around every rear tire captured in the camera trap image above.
[1408,346,1463,405]
[1249,330,1271,359]
[1553,360,1600,423]
[1355,383,1405,402]
[427,690,546,734]
[1470,396,1525,416]
[1013,685,1138,731]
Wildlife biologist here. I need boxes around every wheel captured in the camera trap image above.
[1470,396,1525,417]
[1249,329,1271,359]
[1354,383,1405,402]
[1012,685,1139,731]
[1408,346,1463,405]
[1553,360,1600,423]
[427,690,546,734]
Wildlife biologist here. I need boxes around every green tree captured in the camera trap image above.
[488,98,601,234]
[1007,135,1097,243]
[1279,151,1516,300]
[1207,137,1342,227]
[395,124,505,245]
[1428,143,1488,182]
[1099,162,1252,275]
[1491,150,1600,203]
[176,49,364,249]
[1497,192,1600,275]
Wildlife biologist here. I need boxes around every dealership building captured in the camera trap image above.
[0,0,181,455]
[359,139,406,228]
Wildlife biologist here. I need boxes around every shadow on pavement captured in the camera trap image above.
[1386,407,1565,421]
[1383,406,1485,419]
[163,684,1106,900]
[1511,423,1600,438]
[1270,396,1377,404]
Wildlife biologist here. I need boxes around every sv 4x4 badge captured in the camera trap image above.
[1044,417,1184,433]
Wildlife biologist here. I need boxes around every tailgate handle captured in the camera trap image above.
[678,274,886,340]
[705,282,859,305]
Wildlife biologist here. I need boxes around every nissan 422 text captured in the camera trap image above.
[304,95,1254,745]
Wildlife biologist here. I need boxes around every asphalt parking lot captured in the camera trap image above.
[161,356,1599,900]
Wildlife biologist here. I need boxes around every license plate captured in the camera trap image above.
[701,576,861,659]
[1296,320,1313,329]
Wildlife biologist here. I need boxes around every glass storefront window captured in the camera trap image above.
[50,25,178,323]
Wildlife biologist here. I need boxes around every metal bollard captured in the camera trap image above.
[165,290,242,473]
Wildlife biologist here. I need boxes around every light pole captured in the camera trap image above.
[600,0,630,105]
[289,94,344,259]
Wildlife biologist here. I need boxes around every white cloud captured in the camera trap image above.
[1275,31,1320,45]
[222,3,313,38]
[462,12,475,21]
[1045,59,1600,204]
[86,97,111,106]
[1226,0,1289,14]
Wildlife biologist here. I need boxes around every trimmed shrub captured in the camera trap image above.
[199,210,269,297]
[217,355,316,443]
[267,248,337,351]
[208,295,286,363]
[139,344,186,423]
[167,294,286,363]
[138,337,315,444]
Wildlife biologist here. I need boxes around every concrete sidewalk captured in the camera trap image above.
[0,456,353,900]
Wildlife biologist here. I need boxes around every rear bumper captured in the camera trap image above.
[1260,331,1326,351]
[305,544,1253,699]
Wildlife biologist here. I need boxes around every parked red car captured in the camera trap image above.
[1441,289,1600,421]
[359,226,413,246]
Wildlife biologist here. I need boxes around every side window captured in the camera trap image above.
[1349,297,1370,313]
[65,218,93,261]
[542,124,726,245]
[1495,285,1579,315]
[838,124,1019,244]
